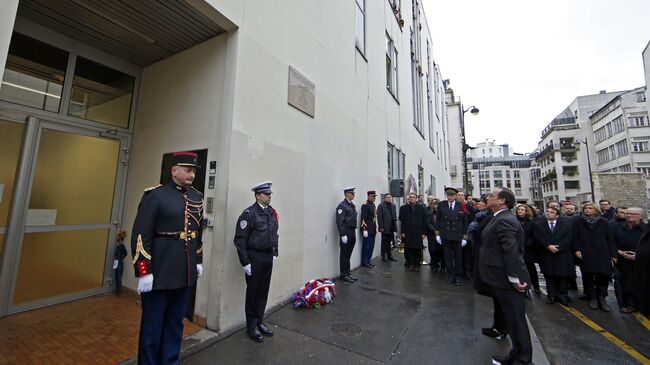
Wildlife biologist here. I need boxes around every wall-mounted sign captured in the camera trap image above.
[288,66,315,117]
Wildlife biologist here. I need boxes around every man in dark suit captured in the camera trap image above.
[377,193,398,262]
[480,187,532,365]
[400,192,427,271]
[436,187,469,285]
[532,206,575,306]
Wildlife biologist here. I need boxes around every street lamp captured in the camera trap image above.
[574,138,596,202]
[461,105,479,194]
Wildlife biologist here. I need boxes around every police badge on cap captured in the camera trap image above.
[252,181,273,194]
[172,151,201,168]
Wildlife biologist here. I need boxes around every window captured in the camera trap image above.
[418,165,424,194]
[355,0,366,55]
[479,170,489,179]
[515,189,522,196]
[480,180,491,189]
[638,92,647,103]
[430,175,436,196]
[493,171,503,178]
[629,116,648,127]
[1,32,69,112]
[385,33,398,98]
[638,167,650,178]
[611,116,625,135]
[506,171,511,179]
[597,148,611,164]
[514,180,521,188]
[506,180,511,188]
[69,57,135,128]
[410,28,423,134]
[426,42,434,151]
[619,164,631,172]
[494,179,503,187]
[616,139,629,157]
[608,145,616,160]
[565,181,580,190]
[388,0,401,24]
[632,142,649,152]
[514,170,521,179]
[387,143,406,207]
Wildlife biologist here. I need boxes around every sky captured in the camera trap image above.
[423,0,650,154]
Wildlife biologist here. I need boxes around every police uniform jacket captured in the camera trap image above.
[435,200,469,241]
[336,200,357,237]
[234,203,279,266]
[131,182,204,290]
[360,202,377,235]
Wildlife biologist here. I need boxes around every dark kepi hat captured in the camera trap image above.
[252,181,273,194]
[343,187,355,194]
[172,151,200,168]
[444,186,459,195]
[367,190,376,196]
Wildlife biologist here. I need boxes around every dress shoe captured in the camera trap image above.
[455,279,461,286]
[447,277,454,285]
[341,276,355,283]
[258,323,274,336]
[557,296,570,306]
[621,306,635,314]
[381,256,387,262]
[361,263,372,268]
[598,297,611,312]
[492,353,514,364]
[588,299,598,310]
[546,296,555,304]
[348,275,359,281]
[482,327,507,340]
[388,256,397,262]
[414,265,420,272]
[367,262,375,267]
[247,328,263,342]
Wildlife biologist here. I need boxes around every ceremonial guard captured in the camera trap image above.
[234,182,279,342]
[131,151,204,365]
[436,187,469,286]
[336,187,359,283]
[360,190,378,268]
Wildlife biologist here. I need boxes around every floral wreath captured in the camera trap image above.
[291,278,336,309]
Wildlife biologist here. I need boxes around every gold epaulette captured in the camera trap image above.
[144,184,163,192]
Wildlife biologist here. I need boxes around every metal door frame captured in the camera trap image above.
[0,110,131,316]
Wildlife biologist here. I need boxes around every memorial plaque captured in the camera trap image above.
[288,66,315,117]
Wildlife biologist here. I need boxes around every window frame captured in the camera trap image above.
[355,0,366,56]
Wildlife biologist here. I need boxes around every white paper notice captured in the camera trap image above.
[26,209,57,226]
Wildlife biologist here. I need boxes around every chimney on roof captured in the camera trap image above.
[599,90,607,94]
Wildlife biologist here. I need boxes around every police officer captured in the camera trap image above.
[336,187,358,283]
[435,187,469,286]
[131,151,204,365]
[234,181,279,343]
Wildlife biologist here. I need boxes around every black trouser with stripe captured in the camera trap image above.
[245,250,274,332]
[340,233,357,277]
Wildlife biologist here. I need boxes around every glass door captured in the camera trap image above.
[9,121,126,309]
[0,120,25,274]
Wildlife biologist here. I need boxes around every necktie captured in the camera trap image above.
[550,221,555,232]
[450,202,454,211]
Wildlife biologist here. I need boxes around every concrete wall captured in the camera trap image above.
[122,33,234,328]
[593,173,646,209]
[212,0,451,332]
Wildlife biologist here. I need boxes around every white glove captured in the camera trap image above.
[273,256,278,260]
[436,236,442,245]
[243,264,252,276]
[363,231,369,238]
[137,274,153,294]
[341,235,348,244]
[197,264,203,278]
[461,239,467,247]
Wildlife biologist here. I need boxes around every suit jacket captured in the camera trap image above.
[532,217,575,276]
[399,203,427,249]
[436,200,469,241]
[377,202,397,234]
[360,202,377,234]
[479,210,530,289]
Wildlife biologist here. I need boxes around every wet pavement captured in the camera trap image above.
[183,254,650,365]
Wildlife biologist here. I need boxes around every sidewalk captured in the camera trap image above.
[182,255,549,365]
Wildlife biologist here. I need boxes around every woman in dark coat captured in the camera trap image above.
[574,202,617,312]
[515,204,540,295]
[635,228,650,316]
[400,193,427,272]
[469,196,506,340]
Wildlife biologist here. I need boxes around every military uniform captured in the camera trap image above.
[360,191,378,267]
[336,188,358,282]
[131,152,204,365]
[435,187,468,285]
[234,181,279,342]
